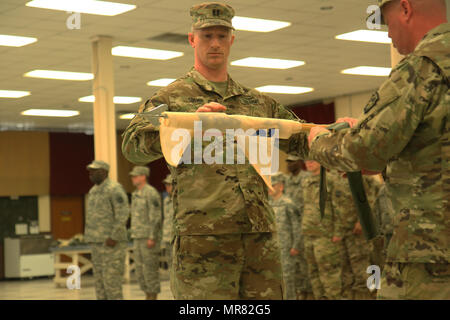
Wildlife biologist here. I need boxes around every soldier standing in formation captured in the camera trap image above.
[268,173,303,300]
[85,160,129,300]
[301,161,345,300]
[161,174,175,272]
[130,166,162,300]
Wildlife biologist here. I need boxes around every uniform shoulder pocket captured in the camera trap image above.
[364,80,401,115]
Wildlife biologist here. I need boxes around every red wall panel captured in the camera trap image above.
[290,102,335,124]
[49,132,94,195]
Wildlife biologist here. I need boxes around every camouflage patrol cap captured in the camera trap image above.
[286,154,301,161]
[129,166,150,177]
[86,160,109,171]
[190,2,235,30]
[162,174,173,184]
[271,172,286,185]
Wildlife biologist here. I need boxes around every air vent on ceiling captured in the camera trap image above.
[148,32,188,45]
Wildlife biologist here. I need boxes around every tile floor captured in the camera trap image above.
[0,270,174,300]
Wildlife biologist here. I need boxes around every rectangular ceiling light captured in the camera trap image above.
[112,46,184,60]
[336,30,391,44]
[341,66,391,76]
[79,95,142,104]
[0,90,31,98]
[26,0,136,16]
[119,113,135,120]
[147,78,176,87]
[232,16,291,32]
[24,70,94,81]
[231,57,304,69]
[21,109,80,117]
[255,85,314,94]
[0,35,37,47]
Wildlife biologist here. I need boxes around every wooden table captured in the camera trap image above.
[50,244,135,287]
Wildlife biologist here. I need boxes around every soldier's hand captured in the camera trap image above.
[336,117,358,128]
[308,126,330,148]
[196,102,227,113]
[331,236,342,243]
[353,222,363,235]
[147,239,156,249]
[105,238,117,247]
[290,248,300,256]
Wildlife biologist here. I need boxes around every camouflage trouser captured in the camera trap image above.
[341,234,374,299]
[170,232,283,300]
[295,242,312,295]
[280,247,301,300]
[133,238,161,294]
[90,242,126,300]
[162,241,173,272]
[304,236,344,300]
[378,262,450,300]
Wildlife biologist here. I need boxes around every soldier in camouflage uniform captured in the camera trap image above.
[283,155,312,299]
[85,160,129,300]
[268,173,303,300]
[122,2,310,299]
[301,161,345,300]
[161,174,175,272]
[130,166,162,300]
[309,0,449,299]
[328,170,380,300]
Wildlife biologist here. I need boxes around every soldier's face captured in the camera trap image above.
[383,1,414,55]
[305,161,320,173]
[189,26,235,70]
[88,169,108,185]
[165,183,173,194]
[131,175,146,186]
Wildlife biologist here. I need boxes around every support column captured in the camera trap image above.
[91,35,117,181]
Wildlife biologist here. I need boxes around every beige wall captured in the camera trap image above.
[0,132,50,196]
[334,91,374,119]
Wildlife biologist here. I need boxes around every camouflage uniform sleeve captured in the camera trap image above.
[121,91,170,165]
[309,57,442,172]
[271,99,310,160]
[110,185,130,241]
[288,203,303,250]
[147,188,162,240]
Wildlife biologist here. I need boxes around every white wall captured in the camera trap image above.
[334,90,374,119]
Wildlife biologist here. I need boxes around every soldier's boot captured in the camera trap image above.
[145,292,157,300]
[305,292,315,300]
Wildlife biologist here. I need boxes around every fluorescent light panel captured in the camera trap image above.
[119,113,135,120]
[79,95,142,104]
[0,90,30,98]
[112,46,183,60]
[232,16,291,32]
[255,85,314,94]
[21,109,79,117]
[231,57,304,69]
[341,66,391,76]
[24,70,93,81]
[336,30,391,44]
[26,0,136,16]
[147,78,176,87]
[0,35,37,47]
